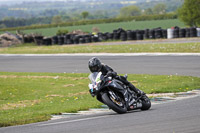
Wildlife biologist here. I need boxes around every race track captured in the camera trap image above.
[0,54,200,133]
[1,93,200,133]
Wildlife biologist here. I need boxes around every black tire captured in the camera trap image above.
[101,93,127,114]
[141,95,151,110]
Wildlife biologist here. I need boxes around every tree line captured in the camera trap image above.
[0,0,199,30]
[0,3,176,29]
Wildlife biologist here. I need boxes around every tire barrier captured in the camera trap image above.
[64,34,71,44]
[43,37,52,46]
[144,29,149,39]
[34,36,43,45]
[136,30,144,40]
[58,36,64,45]
[24,36,34,43]
[149,29,155,39]
[162,29,167,39]
[73,35,80,44]
[185,28,190,37]
[52,36,58,45]
[120,31,127,41]
[107,33,114,40]
[113,30,120,40]
[32,27,199,45]
[173,27,179,38]
[190,27,197,37]
[155,28,163,39]
[85,35,92,43]
[179,28,186,38]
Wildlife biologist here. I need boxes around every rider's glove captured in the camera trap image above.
[105,71,114,78]
[89,89,95,97]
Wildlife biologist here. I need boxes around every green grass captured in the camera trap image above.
[0,19,184,36]
[0,72,200,127]
[0,42,199,54]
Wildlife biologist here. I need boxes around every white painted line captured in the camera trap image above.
[38,115,109,127]
[0,53,200,57]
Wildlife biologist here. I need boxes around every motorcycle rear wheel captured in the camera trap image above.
[101,93,127,114]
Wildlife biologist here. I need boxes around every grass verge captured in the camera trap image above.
[0,42,200,54]
[0,72,200,127]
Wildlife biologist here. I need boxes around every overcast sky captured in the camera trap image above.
[0,0,82,4]
[0,0,83,1]
[0,0,78,2]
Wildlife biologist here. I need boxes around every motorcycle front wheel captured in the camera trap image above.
[141,95,151,110]
[101,93,127,114]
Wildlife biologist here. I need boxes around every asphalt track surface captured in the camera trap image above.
[0,54,200,133]
[0,54,200,77]
[0,94,200,133]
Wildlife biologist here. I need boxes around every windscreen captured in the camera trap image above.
[88,72,102,85]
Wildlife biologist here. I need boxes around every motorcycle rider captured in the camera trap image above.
[88,57,144,96]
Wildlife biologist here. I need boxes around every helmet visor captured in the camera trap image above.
[90,65,99,72]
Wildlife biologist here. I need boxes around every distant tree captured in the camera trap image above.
[119,5,141,17]
[153,3,166,14]
[51,15,63,24]
[144,8,154,15]
[81,11,89,19]
[178,0,200,26]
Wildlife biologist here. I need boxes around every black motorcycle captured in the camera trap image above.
[88,72,151,114]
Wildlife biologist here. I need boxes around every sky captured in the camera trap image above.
[0,0,83,1]
[0,0,83,5]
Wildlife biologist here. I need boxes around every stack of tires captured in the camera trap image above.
[34,36,43,45]
[136,30,144,40]
[167,27,199,39]
[73,35,79,44]
[149,29,155,39]
[113,28,127,41]
[64,34,73,44]
[162,29,167,38]
[113,30,120,40]
[58,36,64,45]
[155,28,163,39]
[179,28,186,38]
[91,35,99,42]
[190,27,197,37]
[107,33,114,40]
[173,27,179,38]
[85,35,92,43]
[43,37,52,46]
[52,36,58,44]
[144,29,149,39]
[185,28,190,37]
[120,31,127,41]
[127,30,136,40]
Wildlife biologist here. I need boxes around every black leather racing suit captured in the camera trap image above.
[100,64,140,94]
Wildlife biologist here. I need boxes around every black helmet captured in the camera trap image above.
[88,57,102,72]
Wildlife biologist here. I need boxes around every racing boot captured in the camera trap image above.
[128,83,145,97]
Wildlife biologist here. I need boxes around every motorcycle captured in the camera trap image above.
[88,72,151,114]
